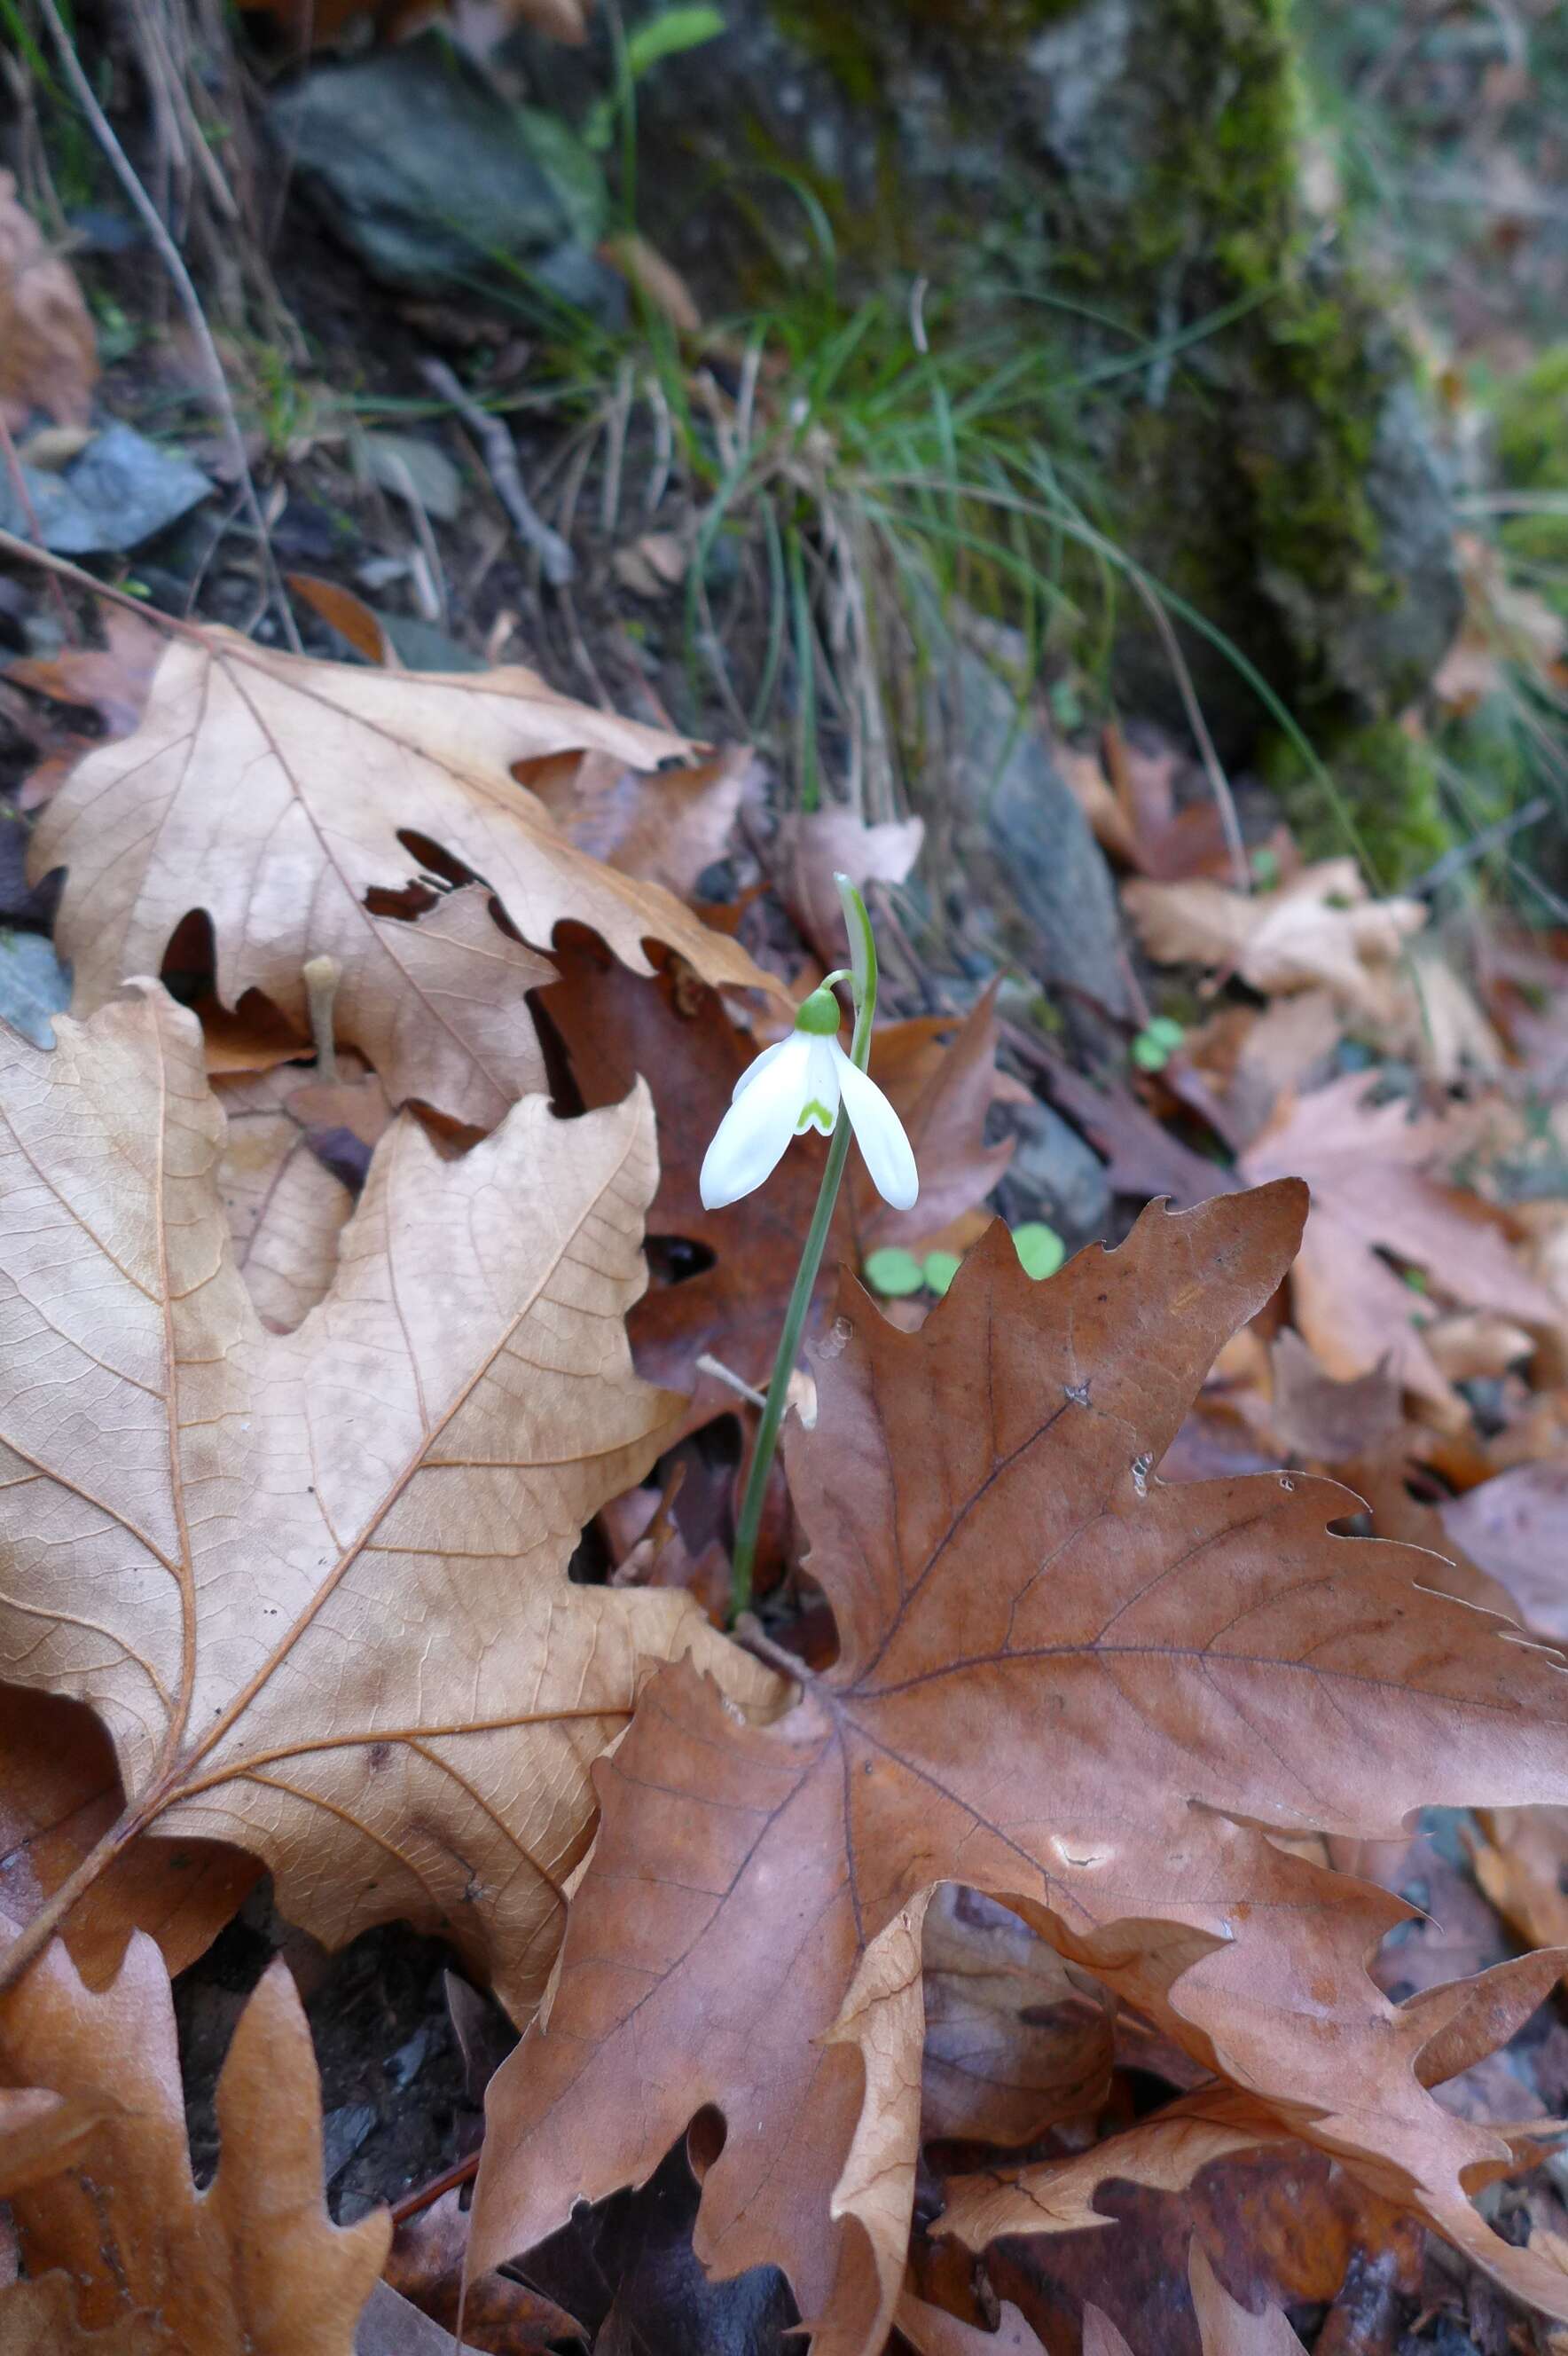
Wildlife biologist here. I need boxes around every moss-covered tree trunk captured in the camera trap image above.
[592,0,1464,870]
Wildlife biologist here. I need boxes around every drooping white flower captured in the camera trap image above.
[699,988,919,1213]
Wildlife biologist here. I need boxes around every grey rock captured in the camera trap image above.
[0,931,71,1048]
[947,650,1132,1020]
[268,31,623,320]
[320,2099,378,2185]
[994,1094,1112,1246]
[0,419,210,555]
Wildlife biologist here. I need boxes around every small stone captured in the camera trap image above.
[993,1093,1112,1246]
[267,31,624,321]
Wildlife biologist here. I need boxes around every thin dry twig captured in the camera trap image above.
[419,357,575,586]
[32,0,302,654]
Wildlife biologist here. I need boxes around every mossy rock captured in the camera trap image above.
[1263,718,1449,889]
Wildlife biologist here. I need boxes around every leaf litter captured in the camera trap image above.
[4,194,1568,2356]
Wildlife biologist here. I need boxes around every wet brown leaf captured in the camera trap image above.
[471,1183,1568,2349]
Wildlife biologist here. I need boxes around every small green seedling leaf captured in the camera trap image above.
[1013,1222,1065,1280]
[1131,1015,1186,1072]
[863,1247,925,1298]
[921,1250,962,1298]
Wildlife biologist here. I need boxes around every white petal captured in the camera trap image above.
[700,1035,812,1207]
[730,1037,791,1103]
[833,1044,920,1210]
[794,1036,843,1136]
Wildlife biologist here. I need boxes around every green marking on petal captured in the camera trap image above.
[795,1097,835,1134]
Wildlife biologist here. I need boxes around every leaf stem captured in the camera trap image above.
[728,878,877,1622]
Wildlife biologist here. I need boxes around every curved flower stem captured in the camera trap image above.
[729,879,878,1622]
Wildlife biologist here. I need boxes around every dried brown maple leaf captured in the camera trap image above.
[472,1183,1568,2351]
[0,1688,258,1989]
[30,620,780,1130]
[939,1944,1565,2249]
[1240,1073,1557,1411]
[544,944,1014,1415]
[0,983,776,2015]
[0,172,97,429]
[0,1928,388,2352]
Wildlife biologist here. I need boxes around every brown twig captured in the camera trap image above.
[31,0,302,655]
[388,2149,481,2226]
[419,358,574,586]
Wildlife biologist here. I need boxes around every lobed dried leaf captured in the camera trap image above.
[31,625,781,1130]
[0,1930,387,2352]
[0,983,777,2019]
[471,1184,1568,2349]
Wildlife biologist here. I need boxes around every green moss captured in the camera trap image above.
[1494,343,1568,489]
[1263,718,1449,886]
[1492,344,1568,585]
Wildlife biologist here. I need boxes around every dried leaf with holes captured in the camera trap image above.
[1240,1072,1556,1413]
[0,1929,387,2352]
[0,984,777,2020]
[0,172,97,430]
[31,624,780,1130]
[471,1184,1568,2351]
[545,948,1015,1420]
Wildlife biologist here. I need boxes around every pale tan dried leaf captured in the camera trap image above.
[611,531,689,598]
[0,172,97,429]
[0,1932,387,2352]
[0,2086,116,2197]
[600,232,702,332]
[921,1885,1113,2147]
[32,628,779,1129]
[1122,859,1425,1014]
[1188,2241,1305,2352]
[215,1066,354,1331]
[1471,1808,1568,1951]
[939,2085,1282,2246]
[1081,2310,1138,2356]
[773,811,925,967]
[1423,1310,1534,1385]
[894,2291,1046,2354]
[522,744,749,900]
[1241,1073,1557,1410]
[0,984,779,2018]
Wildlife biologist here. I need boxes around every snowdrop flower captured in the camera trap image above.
[700,986,919,1213]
